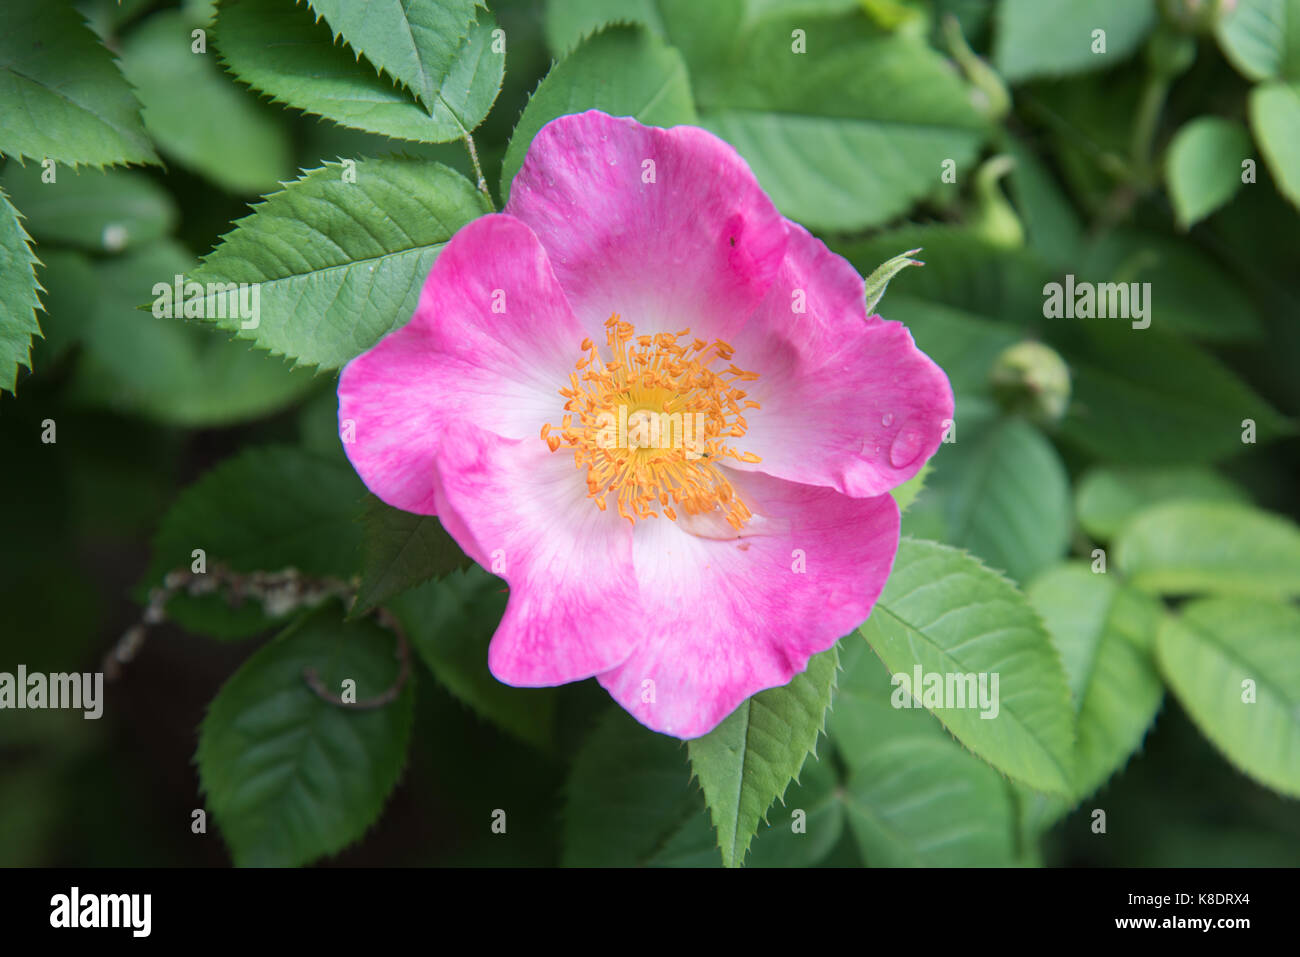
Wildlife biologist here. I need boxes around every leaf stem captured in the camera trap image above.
[463,131,494,210]
[1129,72,1171,185]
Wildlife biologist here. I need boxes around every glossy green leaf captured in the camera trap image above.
[197,606,415,866]
[187,158,489,369]
[500,25,697,200]
[1115,501,1300,599]
[688,645,838,867]
[0,1,157,168]
[1157,598,1300,798]
[859,539,1075,795]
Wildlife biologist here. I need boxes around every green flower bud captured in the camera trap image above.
[989,341,1072,424]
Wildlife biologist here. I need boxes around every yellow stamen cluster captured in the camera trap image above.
[542,314,762,529]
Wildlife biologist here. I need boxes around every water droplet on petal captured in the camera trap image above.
[881,412,894,427]
[889,428,925,469]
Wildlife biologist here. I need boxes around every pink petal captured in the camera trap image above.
[596,472,900,738]
[505,110,789,343]
[338,214,584,514]
[431,419,642,686]
[727,223,954,497]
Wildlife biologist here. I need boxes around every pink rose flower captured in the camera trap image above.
[338,110,953,738]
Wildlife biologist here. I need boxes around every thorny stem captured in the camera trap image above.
[106,566,409,711]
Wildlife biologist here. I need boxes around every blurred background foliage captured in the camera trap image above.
[1,0,1298,866]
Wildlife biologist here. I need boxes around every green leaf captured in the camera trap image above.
[1250,82,1300,211]
[500,24,698,201]
[889,460,930,513]
[1053,324,1290,462]
[1072,229,1263,341]
[216,0,503,144]
[1026,563,1164,802]
[1156,598,1300,798]
[1004,135,1084,269]
[305,0,480,113]
[993,0,1157,83]
[862,247,924,315]
[877,296,1021,398]
[0,187,42,394]
[1074,465,1248,541]
[546,0,673,54]
[687,645,838,867]
[859,539,1075,795]
[28,250,94,362]
[829,638,1018,866]
[1115,501,1300,599]
[543,0,746,60]
[1166,117,1252,229]
[119,11,292,195]
[0,163,176,253]
[387,567,558,750]
[696,13,988,231]
[0,1,157,168]
[197,605,414,866]
[563,701,844,868]
[908,417,1071,584]
[188,158,489,370]
[44,241,315,425]
[562,708,700,866]
[352,496,470,615]
[743,754,846,867]
[543,4,988,231]
[1215,0,1300,82]
[144,445,367,638]
[837,226,1052,331]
